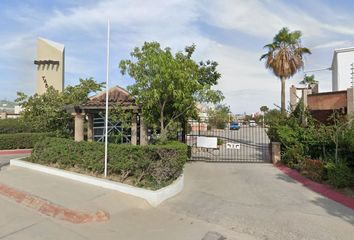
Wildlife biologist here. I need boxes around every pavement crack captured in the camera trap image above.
[0,222,38,239]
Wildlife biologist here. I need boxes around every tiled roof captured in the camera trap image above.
[81,86,135,107]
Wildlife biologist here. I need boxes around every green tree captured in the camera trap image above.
[119,42,223,141]
[208,104,230,129]
[299,74,317,88]
[260,27,311,115]
[260,105,269,113]
[16,78,103,136]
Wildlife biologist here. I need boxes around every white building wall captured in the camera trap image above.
[332,50,354,91]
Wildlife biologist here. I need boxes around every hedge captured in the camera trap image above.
[29,138,188,189]
[0,132,54,150]
[0,119,34,134]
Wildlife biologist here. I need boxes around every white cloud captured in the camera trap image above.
[313,40,353,49]
[1,0,354,113]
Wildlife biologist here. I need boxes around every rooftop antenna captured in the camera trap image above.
[351,63,354,88]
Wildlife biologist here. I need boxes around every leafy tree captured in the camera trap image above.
[119,42,223,141]
[260,27,311,115]
[16,78,103,136]
[260,106,269,113]
[208,104,230,129]
[299,74,317,88]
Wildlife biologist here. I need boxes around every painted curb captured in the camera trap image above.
[10,158,184,207]
[0,183,109,224]
[276,163,354,211]
[0,149,32,155]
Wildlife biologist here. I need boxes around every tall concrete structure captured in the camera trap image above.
[35,38,65,94]
[331,47,354,91]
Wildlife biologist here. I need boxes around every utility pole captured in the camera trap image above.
[351,63,354,88]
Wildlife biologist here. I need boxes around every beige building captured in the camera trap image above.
[35,38,65,94]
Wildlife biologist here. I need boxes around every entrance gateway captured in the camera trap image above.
[186,121,271,163]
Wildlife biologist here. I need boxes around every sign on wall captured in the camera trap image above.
[197,136,217,148]
[226,142,241,150]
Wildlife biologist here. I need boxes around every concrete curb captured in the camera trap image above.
[0,183,109,224]
[10,158,184,207]
[276,163,354,210]
[0,149,32,155]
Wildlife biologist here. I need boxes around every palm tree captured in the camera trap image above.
[300,74,317,88]
[260,27,311,115]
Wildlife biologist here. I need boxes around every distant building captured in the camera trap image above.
[332,47,354,91]
[35,38,65,94]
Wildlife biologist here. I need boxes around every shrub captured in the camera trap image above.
[0,132,54,150]
[300,159,326,182]
[29,138,187,189]
[326,162,353,188]
[0,119,35,134]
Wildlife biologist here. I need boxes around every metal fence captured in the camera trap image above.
[186,123,271,163]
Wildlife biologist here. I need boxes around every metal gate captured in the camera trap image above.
[186,122,271,163]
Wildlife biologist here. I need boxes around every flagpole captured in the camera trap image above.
[104,19,110,178]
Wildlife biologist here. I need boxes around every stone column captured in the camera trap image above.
[289,85,297,112]
[139,116,148,145]
[87,114,94,142]
[0,112,7,119]
[347,87,354,115]
[271,142,281,165]
[73,113,84,142]
[131,113,137,145]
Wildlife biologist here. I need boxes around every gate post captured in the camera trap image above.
[271,142,281,165]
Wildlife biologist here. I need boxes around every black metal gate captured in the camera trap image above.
[186,122,271,163]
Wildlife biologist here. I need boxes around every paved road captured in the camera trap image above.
[0,159,353,240]
[187,127,270,162]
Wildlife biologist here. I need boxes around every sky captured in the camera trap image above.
[1,0,354,114]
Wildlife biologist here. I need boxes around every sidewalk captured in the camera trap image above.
[1,159,354,240]
[0,164,245,240]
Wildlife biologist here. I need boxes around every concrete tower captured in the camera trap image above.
[35,38,65,94]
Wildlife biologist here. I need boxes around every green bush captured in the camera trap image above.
[300,159,326,182]
[0,132,54,149]
[0,119,35,134]
[326,162,353,188]
[29,138,187,189]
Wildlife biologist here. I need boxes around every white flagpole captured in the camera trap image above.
[104,19,110,178]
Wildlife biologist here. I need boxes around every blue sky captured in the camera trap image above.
[1,0,354,113]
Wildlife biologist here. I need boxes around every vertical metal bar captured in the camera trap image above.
[104,19,110,178]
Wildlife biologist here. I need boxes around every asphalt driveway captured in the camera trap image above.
[0,158,353,240]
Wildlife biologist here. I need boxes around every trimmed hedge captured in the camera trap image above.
[0,119,34,134]
[326,162,353,188]
[29,138,187,189]
[0,132,54,150]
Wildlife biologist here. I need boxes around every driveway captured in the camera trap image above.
[0,159,353,240]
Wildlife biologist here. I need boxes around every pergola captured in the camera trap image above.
[65,86,148,145]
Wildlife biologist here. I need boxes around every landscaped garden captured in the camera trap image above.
[0,41,224,191]
[265,106,354,192]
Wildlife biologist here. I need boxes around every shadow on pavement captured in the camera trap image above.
[311,197,354,225]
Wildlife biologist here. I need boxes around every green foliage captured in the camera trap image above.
[0,133,54,149]
[326,162,353,188]
[208,104,230,129]
[29,138,187,189]
[300,74,317,87]
[260,105,269,113]
[267,107,333,167]
[300,159,326,182]
[0,119,36,134]
[16,78,103,136]
[119,42,223,141]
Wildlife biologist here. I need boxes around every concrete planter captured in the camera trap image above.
[10,158,184,207]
